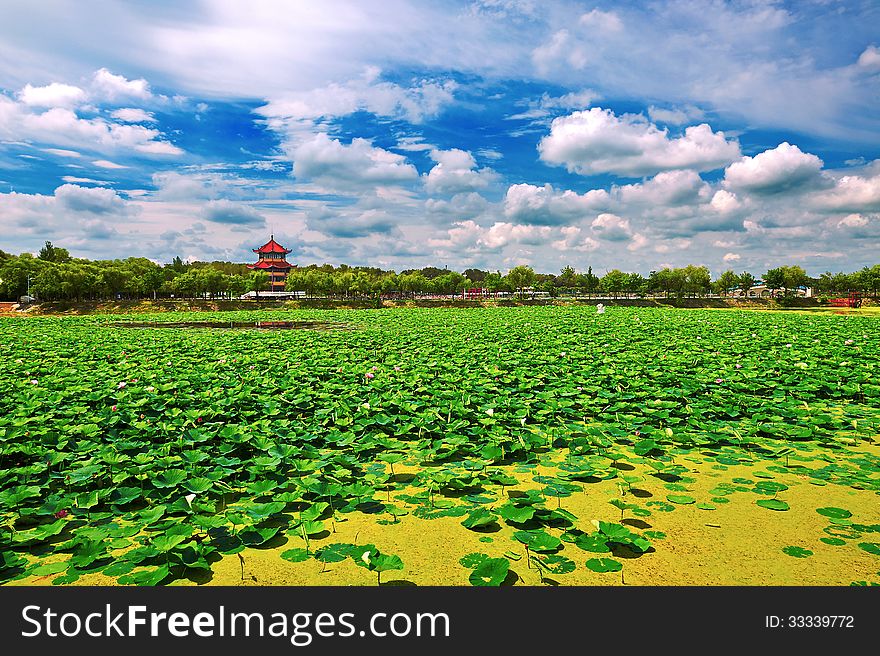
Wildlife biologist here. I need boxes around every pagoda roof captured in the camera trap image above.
[247,260,293,270]
[253,236,291,254]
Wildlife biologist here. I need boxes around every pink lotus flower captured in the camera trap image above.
[117,381,126,389]
[715,378,723,384]
[111,405,117,411]
[394,366,401,371]
[365,372,375,379]
[735,363,742,369]
[30,379,38,385]
[197,417,203,423]
[54,509,69,519]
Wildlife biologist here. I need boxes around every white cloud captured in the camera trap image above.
[110,108,156,123]
[647,105,705,126]
[504,182,609,225]
[723,142,823,195]
[423,148,497,194]
[532,30,589,74]
[857,45,880,70]
[814,167,880,213]
[838,214,867,228]
[507,88,598,120]
[54,183,128,214]
[551,225,598,252]
[91,68,152,101]
[61,176,110,185]
[92,159,128,169]
[0,94,182,158]
[590,213,632,241]
[292,133,418,191]
[538,108,740,176]
[722,252,741,262]
[256,69,456,143]
[18,82,86,108]
[709,189,741,214]
[42,148,81,158]
[617,170,710,207]
[201,199,265,226]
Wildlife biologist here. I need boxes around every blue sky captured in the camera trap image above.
[0,0,878,275]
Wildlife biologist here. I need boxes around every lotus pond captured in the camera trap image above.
[1,306,878,586]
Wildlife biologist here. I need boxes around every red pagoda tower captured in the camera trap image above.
[247,235,294,291]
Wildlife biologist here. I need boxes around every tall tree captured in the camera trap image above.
[505,265,536,299]
[38,241,71,263]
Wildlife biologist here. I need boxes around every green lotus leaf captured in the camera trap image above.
[468,557,509,586]
[461,507,497,530]
[498,504,535,524]
[782,546,813,558]
[816,507,852,520]
[459,553,488,568]
[757,499,790,511]
[281,548,311,563]
[153,470,187,489]
[513,530,562,553]
[585,557,623,573]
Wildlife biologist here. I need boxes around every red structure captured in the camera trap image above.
[247,235,294,291]
[829,292,862,308]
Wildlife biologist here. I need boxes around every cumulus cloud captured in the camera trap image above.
[551,225,599,252]
[709,189,741,214]
[292,133,418,190]
[54,183,127,214]
[423,149,497,194]
[110,108,156,123]
[430,219,553,251]
[722,252,741,262]
[538,108,740,176]
[425,191,490,219]
[504,182,609,225]
[91,68,152,101]
[814,167,880,213]
[201,199,265,226]
[0,94,182,158]
[308,207,399,238]
[590,213,632,241]
[18,82,86,108]
[617,170,710,207]
[723,142,823,195]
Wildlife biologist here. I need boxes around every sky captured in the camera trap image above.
[0,0,878,276]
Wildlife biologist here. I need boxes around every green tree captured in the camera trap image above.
[38,241,71,263]
[764,268,785,297]
[713,270,739,296]
[600,269,627,298]
[249,271,269,298]
[737,271,756,297]
[505,265,536,299]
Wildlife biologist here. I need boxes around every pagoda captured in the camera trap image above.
[247,235,294,291]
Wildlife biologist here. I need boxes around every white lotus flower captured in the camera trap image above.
[485,408,494,417]
[184,493,196,507]
[361,550,371,565]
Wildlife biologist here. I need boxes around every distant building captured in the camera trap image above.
[247,235,294,292]
[729,280,813,298]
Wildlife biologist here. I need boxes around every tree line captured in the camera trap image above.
[0,242,878,301]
